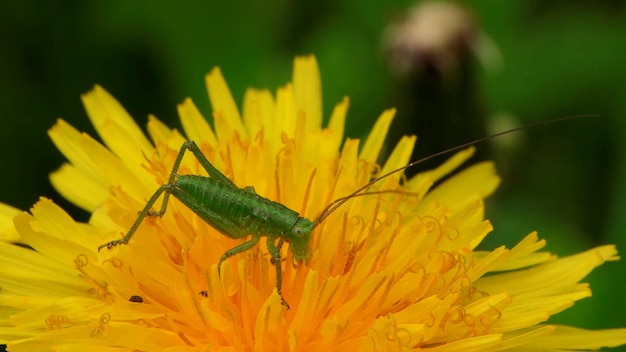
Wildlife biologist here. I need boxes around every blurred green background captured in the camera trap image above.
[1,0,625,340]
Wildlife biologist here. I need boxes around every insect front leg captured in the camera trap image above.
[267,237,290,309]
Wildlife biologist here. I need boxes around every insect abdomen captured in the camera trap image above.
[171,175,301,239]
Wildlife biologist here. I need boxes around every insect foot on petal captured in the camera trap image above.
[97,238,128,252]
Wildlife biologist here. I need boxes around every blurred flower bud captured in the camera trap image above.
[383,1,501,75]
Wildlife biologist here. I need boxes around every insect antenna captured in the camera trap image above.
[310,114,599,228]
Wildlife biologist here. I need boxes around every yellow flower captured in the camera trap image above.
[1,56,625,351]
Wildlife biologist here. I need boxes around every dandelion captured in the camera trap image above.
[1,56,625,351]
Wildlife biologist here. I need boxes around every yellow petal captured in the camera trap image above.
[379,135,417,188]
[0,239,88,297]
[48,119,101,182]
[476,245,618,295]
[0,203,21,242]
[526,325,626,349]
[146,115,187,150]
[49,163,108,212]
[293,55,322,132]
[274,83,297,141]
[320,97,349,160]
[81,86,153,169]
[408,146,476,190]
[242,88,274,145]
[178,97,218,147]
[359,108,396,164]
[474,232,554,272]
[206,67,247,141]
[15,199,100,262]
[420,161,500,212]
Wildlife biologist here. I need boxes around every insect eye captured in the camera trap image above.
[293,226,304,237]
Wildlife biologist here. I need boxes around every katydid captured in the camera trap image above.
[98,115,595,309]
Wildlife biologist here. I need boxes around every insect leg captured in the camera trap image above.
[98,141,197,251]
[267,237,290,309]
[180,141,235,186]
[147,140,233,218]
[147,141,211,217]
[217,235,261,278]
[98,184,170,251]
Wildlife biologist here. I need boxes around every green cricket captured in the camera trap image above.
[98,115,595,309]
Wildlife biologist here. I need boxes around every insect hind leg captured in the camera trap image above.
[98,185,170,251]
[146,141,210,217]
[98,141,222,252]
[146,184,173,217]
[180,141,234,186]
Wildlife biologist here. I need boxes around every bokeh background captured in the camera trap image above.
[1,0,625,343]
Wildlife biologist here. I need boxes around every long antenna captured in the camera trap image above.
[310,114,599,227]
